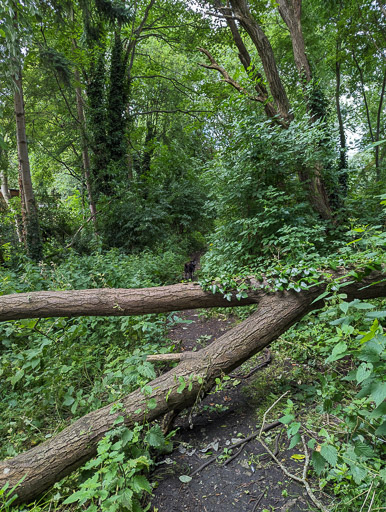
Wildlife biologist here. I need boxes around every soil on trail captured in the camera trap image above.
[150,310,316,512]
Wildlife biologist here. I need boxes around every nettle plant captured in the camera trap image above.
[63,411,172,512]
[280,296,386,510]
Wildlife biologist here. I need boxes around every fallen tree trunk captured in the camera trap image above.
[1,271,385,504]
[0,281,262,322]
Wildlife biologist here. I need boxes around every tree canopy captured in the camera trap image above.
[0,0,385,510]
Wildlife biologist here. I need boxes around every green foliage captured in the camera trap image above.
[62,421,154,512]
[200,107,341,274]
[278,291,386,511]
[0,250,185,509]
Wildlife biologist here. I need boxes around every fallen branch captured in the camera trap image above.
[256,391,329,512]
[190,420,281,476]
[0,268,384,323]
[257,434,329,512]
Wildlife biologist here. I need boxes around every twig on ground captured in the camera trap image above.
[190,421,281,476]
[257,433,329,512]
[359,481,373,512]
[259,390,289,437]
[367,487,376,512]
[251,491,264,512]
[222,442,246,466]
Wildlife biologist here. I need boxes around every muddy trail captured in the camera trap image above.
[150,308,319,512]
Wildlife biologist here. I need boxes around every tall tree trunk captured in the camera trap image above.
[0,170,23,242]
[211,0,333,220]
[73,67,97,224]
[277,0,311,83]
[335,40,348,196]
[375,69,386,181]
[352,52,374,143]
[13,68,42,261]
[229,0,293,123]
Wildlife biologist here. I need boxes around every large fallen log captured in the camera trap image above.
[0,281,261,321]
[0,270,385,504]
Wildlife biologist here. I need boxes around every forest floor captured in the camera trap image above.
[150,308,322,512]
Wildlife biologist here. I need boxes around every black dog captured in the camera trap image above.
[184,260,196,280]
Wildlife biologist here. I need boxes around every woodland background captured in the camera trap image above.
[0,0,385,511]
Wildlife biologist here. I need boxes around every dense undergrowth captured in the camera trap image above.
[0,249,190,511]
[1,220,385,511]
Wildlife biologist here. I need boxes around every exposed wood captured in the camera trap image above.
[0,270,385,504]
[13,65,42,260]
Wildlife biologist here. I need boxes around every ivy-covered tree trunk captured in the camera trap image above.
[87,51,110,197]
[107,30,128,174]
[208,0,334,221]
[13,68,42,261]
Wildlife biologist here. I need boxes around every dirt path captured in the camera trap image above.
[150,310,316,512]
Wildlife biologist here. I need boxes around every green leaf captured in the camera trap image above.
[145,425,165,448]
[118,489,133,508]
[320,444,338,466]
[354,442,375,459]
[379,468,386,483]
[63,489,88,505]
[325,342,347,363]
[121,428,134,445]
[312,290,330,304]
[370,381,386,407]
[369,401,386,418]
[129,474,152,493]
[365,311,386,319]
[288,422,301,436]
[356,363,373,384]
[375,421,386,436]
[137,362,156,380]
[279,414,295,424]
[10,369,24,386]
[311,451,326,475]
[63,395,75,406]
[349,464,367,484]
[179,475,192,483]
[288,433,301,449]
[352,302,375,310]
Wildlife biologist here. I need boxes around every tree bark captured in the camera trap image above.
[13,68,42,261]
[335,39,348,195]
[375,69,386,180]
[229,0,293,123]
[0,270,384,504]
[277,0,311,83]
[0,280,262,322]
[74,67,97,224]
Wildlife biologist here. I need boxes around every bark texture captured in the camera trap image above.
[13,68,42,261]
[205,0,333,220]
[277,0,311,82]
[0,270,385,504]
[229,0,293,123]
[0,281,261,322]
